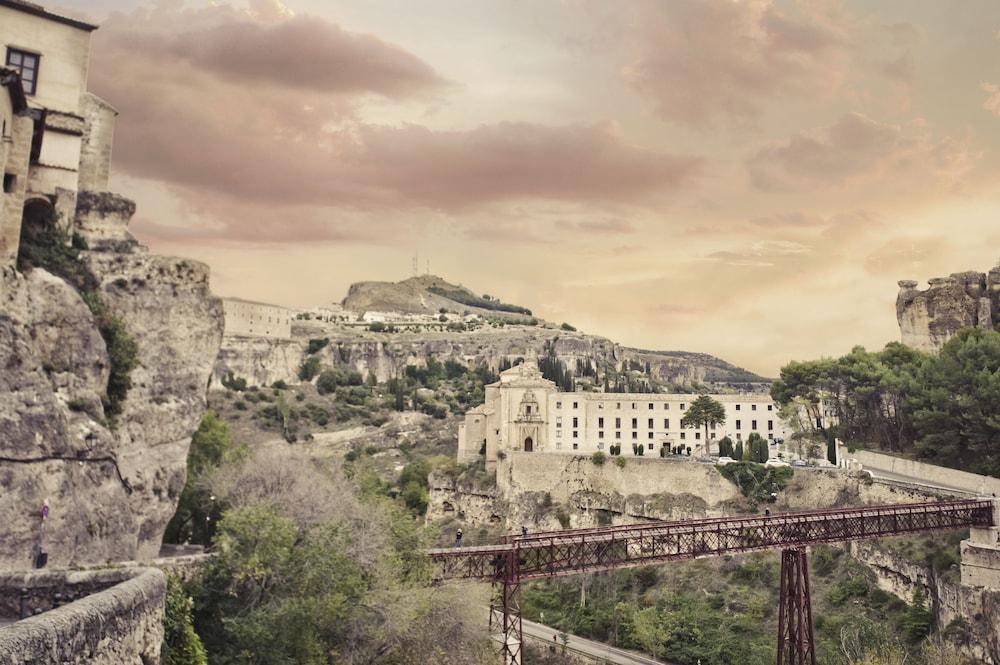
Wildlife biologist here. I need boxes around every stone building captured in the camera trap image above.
[897,261,1000,352]
[457,360,790,467]
[222,297,292,339]
[1,65,31,265]
[0,0,117,266]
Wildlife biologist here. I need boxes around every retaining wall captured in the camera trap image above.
[0,567,165,665]
[841,446,1000,495]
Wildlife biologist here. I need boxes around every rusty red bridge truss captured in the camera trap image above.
[429,499,996,665]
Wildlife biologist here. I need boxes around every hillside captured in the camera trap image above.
[342,274,533,319]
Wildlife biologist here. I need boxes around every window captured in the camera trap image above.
[615,417,621,428]
[680,403,686,410]
[573,402,578,409]
[647,418,653,429]
[680,432,686,440]
[752,420,757,430]
[556,418,562,428]
[556,430,562,438]
[736,433,742,441]
[598,442,604,450]
[631,418,637,429]
[573,430,578,438]
[6,49,39,96]
[695,432,701,440]
[631,402,636,409]
[752,404,757,411]
[599,431,604,439]
[768,420,774,431]
[736,404,741,411]
[615,431,621,439]
[598,417,604,427]
[526,405,532,415]
[768,404,773,412]
[648,431,654,439]
[664,419,669,429]
[556,401,562,409]
[648,443,654,450]
[598,402,604,409]
[710,433,716,439]
[648,403,654,410]
[572,417,578,427]
[3,173,15,194]
[664,403,669,410]
[573,443,578,450]
[736,420,741,430]
[616,402,621,409]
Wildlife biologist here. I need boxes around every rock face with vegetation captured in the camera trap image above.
[897,262,1000,352]
[0,193,223,570]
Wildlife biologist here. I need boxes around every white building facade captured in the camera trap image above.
[222,298,292,339]
[458,360,791,466]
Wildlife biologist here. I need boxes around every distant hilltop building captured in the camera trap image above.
[457,360,790,468]
[1,0,118,266]
[222,297,292,339]
[897,260,1000,352]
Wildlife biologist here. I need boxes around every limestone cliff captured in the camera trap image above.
[214,325,766,391]
[0,192,223,570]
[897,261,1000,352]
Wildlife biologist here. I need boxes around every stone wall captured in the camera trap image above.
[78,94,117,193]
[431,452,935,531]
[841,446,1000,496]
[0,567,165,665]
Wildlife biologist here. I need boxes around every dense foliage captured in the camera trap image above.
[717,461,791,510]
[680,395,727,452]
[162,574,208,665]
[427,285,532,315]
[771,329,1000,477]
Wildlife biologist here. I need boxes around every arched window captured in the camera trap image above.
[523,437,533,452]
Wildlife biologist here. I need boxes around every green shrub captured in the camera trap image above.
[827,576,869,605]
[555,511,571,529]
[298,356,321,381]
[591,451,607,466]
[270,380,288,390]
[306,337,329,354]
[162,574,207,665]
[233,400,247,411]
[560,322,577,331]
[221,373,247,392]
[613,456,626,469]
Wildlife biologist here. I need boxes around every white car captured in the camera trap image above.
[716,456,737,466]
[765,458,790,468]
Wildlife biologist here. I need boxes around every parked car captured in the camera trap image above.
[765,458,790,468]
[716,456,737,466]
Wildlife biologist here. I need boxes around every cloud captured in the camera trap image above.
[90,2,700,243]
[746,113,977,190]
[706,240,812,267]
[619,0,848,126]
[555,217,636,235]
[983,83,1000,117]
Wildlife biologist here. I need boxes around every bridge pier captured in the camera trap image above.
[490,549,523,665]
[961,499,1000,589]
[777,547,816,665]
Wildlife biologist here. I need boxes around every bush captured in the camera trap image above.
[613,456,626,469]
[306,337,329,354]
[162,574,207,665]
[828,576,869,605]
[555,511,570,528]
[270,380,288,390]
[560,322,577,332]
[221,373,247,392]
[101,316,139,418]
[233,400,247,411]
[591,451,607,466]
[298,356,321,381]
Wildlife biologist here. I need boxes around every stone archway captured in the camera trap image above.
[524,437,533,452]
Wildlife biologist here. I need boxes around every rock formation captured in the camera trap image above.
[897,261,1000,352]
[0,192,223,570]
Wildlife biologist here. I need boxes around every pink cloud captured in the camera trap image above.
[746,113,977,190]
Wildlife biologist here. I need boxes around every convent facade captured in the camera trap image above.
[457,360,791,467]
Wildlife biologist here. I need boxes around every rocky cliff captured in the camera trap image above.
[214,325,766,391]
[897,261,1000,352]
[0,192,223,570]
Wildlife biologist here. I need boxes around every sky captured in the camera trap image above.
[52,0,1000,376]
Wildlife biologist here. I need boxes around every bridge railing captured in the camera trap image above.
[429,499,995,582]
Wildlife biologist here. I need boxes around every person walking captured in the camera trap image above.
[454,528,463,547]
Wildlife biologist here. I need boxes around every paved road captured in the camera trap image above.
[522,617,671,665]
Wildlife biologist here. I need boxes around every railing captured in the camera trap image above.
[429,499,995,582]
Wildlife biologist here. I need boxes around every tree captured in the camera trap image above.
[680,395,726,455]
[746,432,769,463]
[903,587,933,643]
[298,356,321,381]
[162,574,208,665]
[717,436,734,458]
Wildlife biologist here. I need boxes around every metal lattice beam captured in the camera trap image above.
[430,499,994,582]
